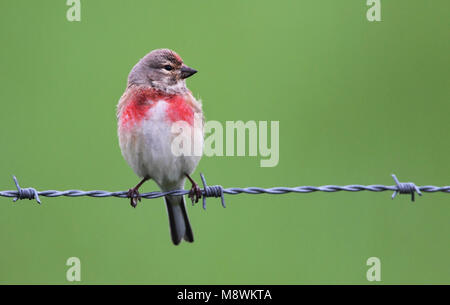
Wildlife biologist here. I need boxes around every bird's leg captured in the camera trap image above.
[127,176,149,208]
[186,174,202,204]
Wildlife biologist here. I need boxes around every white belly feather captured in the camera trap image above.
[119,100,203,190]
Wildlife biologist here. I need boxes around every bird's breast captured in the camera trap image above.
[118,87,196,130]
[117,86,203,183]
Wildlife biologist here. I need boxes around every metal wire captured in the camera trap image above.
[1,174,449,209]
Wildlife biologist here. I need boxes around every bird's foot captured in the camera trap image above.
[188,182,202,204]
[126,177,149,208]
[127,188,142,208]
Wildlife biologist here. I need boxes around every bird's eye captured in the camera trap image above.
[164,65,173,71]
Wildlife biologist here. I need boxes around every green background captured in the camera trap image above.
[0,0,448,284]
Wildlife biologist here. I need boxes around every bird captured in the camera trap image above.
[116,49,204,245]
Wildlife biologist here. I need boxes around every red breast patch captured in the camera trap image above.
[166,95,194,125]
[120,87,194,128]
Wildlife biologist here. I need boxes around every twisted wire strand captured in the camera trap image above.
[1,174,449,208]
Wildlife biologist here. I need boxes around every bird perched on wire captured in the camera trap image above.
[117,49,204,245]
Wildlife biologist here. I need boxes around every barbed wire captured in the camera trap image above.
[0,174,449,210]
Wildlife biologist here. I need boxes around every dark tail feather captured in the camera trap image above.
[164,195,194,245]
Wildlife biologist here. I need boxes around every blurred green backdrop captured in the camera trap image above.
[0,0,448,284]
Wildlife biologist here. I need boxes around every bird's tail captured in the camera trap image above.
[164,194,194,245]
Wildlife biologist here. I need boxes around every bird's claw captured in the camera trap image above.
[127,188,141,208]
[188,183,202,204]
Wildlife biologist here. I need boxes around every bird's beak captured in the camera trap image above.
[180,65,197,79]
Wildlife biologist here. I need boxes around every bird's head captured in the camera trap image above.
[127,49,197,93]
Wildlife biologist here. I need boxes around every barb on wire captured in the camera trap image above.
[1,174,449,208]
[391,174,422,202]
[200,173,225,210]
[11,176,41,204]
